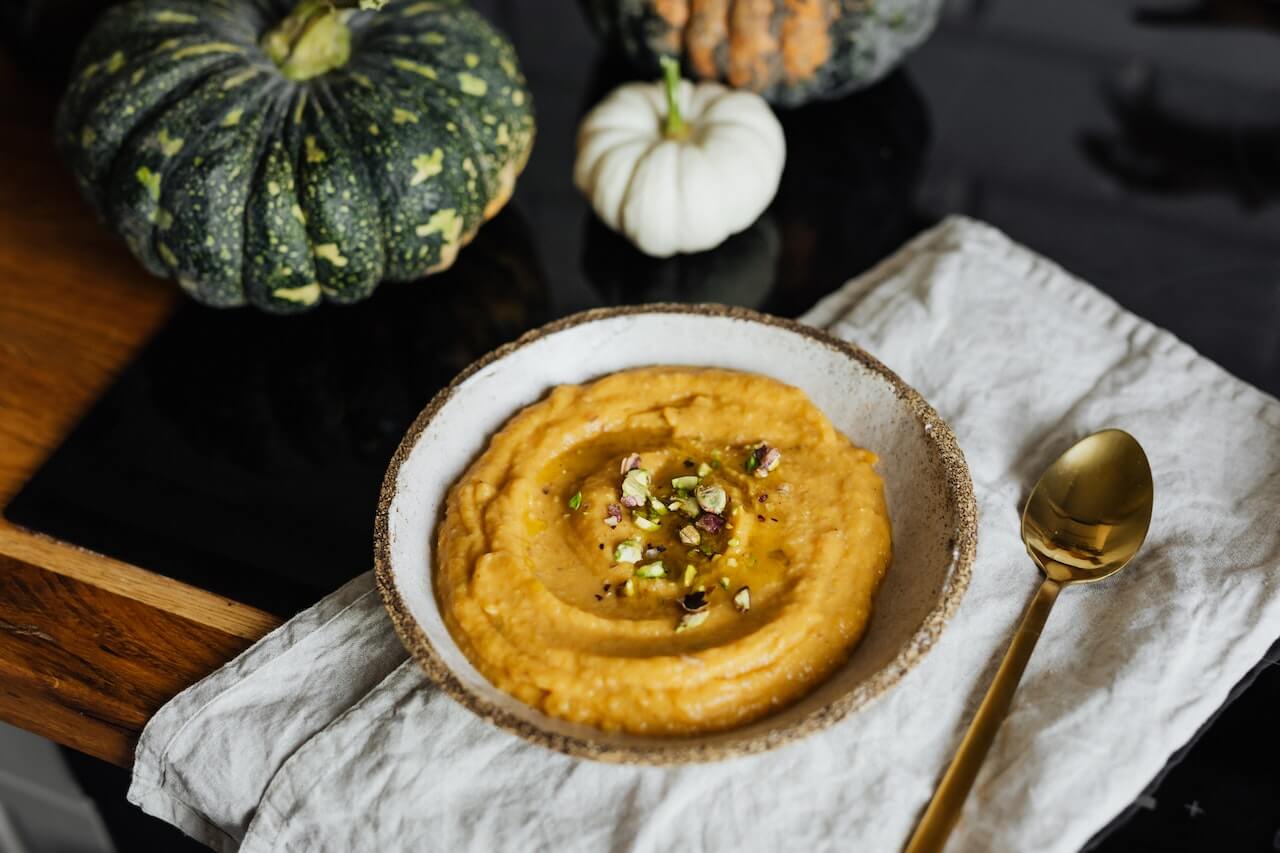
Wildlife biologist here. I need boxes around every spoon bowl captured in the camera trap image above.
[1022,429,1154,584]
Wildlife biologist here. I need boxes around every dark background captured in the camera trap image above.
[3,0,1279,850]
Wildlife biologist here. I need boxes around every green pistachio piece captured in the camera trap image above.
[671,475,699,491]
[633,515,660,532]
[696,462,712,477]
[678,524,701,546]
[614,537,642,563]
[568,491,582,510]
[621,468,652,502]
[695,484,727,514]
[635,561,666,579]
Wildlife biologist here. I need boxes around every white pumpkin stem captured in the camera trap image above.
[659,56,687,139]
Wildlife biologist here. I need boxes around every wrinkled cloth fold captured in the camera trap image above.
[129,217,1280,853]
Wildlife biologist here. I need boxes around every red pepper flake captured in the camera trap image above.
[594,594,603,601]
[770,517,779,522]
[757,514,766,522]
[758,494,768,502]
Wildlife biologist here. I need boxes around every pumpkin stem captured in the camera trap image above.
[263,0,382,82]
[659,56,687,139]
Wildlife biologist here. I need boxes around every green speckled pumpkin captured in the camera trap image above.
[57,0,535,312]
[581,0,941,107]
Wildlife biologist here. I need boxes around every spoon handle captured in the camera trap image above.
[904,576,1063,853]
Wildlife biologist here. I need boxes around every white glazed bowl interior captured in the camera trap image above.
[379,306,972,761]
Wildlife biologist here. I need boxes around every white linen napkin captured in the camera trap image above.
[128,216,1280,853]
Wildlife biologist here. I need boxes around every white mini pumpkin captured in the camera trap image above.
[574,58,786,258]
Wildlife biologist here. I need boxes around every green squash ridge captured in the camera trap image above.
[143,65,284,282]
[289,86,386,303]
[357,51,502,203]
[59,49,249,215]
[235,79,307,310]
[152,77,281,305]
[315,73,442,281]
[98,59,267,274]
[304,76,392,299]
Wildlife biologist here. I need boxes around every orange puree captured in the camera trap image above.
[435,367,891,735]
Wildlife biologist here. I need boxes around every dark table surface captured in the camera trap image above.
[5,1,1279,850]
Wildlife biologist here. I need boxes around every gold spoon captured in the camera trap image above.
[905,428,1154,853]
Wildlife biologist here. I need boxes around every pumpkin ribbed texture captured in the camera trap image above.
[584,0,942,106]
[57,0,535,312]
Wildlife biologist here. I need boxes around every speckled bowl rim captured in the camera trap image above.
[374,303,977,765]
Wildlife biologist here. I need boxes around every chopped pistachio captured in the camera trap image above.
[728,537,740,548]
[667,500,682,512]
[683,564,697,586]
[696,462,712,477]
[675,495,700,517]
[633,514,660,532]
[695,484,727,514]
[635,561,666,579]
[671,475,699,491]
[727,557,738,567]
[619,453,641,475]
[604,503,622,527]
[614,537,643,563]
[678,524,701,546]
[675,609,709,632]
[568,491,582,510]
[695,512,725,534]
[751,444,781,478]
[745,452,759,473]
[621,468,652,502]
[621,578,635,597]
[649,496,669,515]
[733,586,751,612]
[719,576,731,589]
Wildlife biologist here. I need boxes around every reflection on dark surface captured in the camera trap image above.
[5,209,547,614]
[1082,68,1280,207]
[578,69,931,314]
[766,71,931,316]
[1134,0,1280,30]
[583,214,781,308]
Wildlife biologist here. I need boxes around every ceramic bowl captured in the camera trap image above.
[375,304,976,764]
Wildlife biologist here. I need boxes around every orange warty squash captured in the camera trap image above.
[582,0,941,106]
